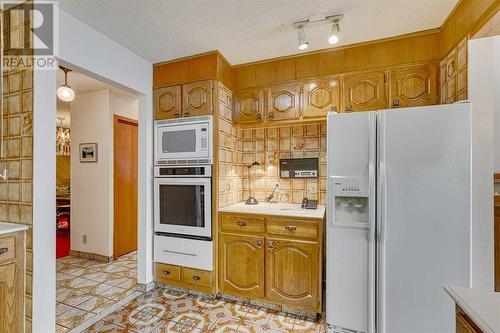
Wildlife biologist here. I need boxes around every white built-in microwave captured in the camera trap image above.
[154,116,212,165]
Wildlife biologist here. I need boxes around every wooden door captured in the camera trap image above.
[343,71,387,112]
[0,262,20,333]
[302,77,340,118]
[218,233,265,299]
[182,80,213,117]
[267,83,300,121]
[265,239,319,311]
[234,89,265,124]
[390,64,438,108]
[154,85,182,120]
[114,116,138,259]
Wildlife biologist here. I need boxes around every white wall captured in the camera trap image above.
[34,8,152,331]
[71,89,139,257]
[70,90,112,256]
[468,36,496,290]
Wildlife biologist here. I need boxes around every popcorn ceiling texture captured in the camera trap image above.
[216,84,327,208]
[2,4,34,332]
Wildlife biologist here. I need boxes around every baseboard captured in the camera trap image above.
[69,250,113,263]
[136,281,156,293]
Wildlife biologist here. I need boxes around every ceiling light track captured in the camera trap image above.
[293,13,343,50]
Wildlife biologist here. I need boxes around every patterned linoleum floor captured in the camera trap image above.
[83,287,327,332]
[56,251,141,332]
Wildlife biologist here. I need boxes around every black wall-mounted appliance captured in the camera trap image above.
[279,158,319,178]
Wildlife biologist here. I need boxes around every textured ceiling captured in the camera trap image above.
[59,0,458,65]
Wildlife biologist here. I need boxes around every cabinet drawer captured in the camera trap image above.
[221,215,265,234]
[154,235,213,271]
[266,218,319,240]
[154,263,181,282]
[0,236,15,263]
[182,267,212,287]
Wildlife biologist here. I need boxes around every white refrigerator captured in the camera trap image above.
[326,103,474,333]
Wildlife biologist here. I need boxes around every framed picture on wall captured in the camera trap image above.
[79,143,98,162]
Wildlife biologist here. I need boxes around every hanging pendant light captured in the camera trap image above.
[57,66,75,102]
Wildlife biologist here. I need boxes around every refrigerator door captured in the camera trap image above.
[327,112,376,333]
[377,103,471,333]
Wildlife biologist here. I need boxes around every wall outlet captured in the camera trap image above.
[308,182,318,194]
[83,235,87,244]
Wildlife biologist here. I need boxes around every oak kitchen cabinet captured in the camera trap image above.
[218,212,323,313]
[266,83,301,121]
[390,64,439,108]
[233,88,265,124]
[343,71,387,112]
[302,77,340,118]
[154,80,213,120]
[0,228,26,333]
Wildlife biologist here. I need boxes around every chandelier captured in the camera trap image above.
[56,117,71,156]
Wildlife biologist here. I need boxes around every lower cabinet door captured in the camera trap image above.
[219,233,265,299]
[0,261,21,333]
[265,239,319,312]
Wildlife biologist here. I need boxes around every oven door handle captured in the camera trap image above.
[162,250,198,257]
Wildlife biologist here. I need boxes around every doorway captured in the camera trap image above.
[113,115,138,259]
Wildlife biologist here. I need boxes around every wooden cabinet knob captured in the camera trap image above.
[267,240,275,251]
[163,270,171,275]
[174,112,180,118]
[0,247,8,255]
[345,105,353,113]
[183,110,190,117]
[237,221,247,227]
[392,99,400,108]
[256,113,262,121]
[192,275,201,281]
[268,112,275,119]
[256,239,263,248]
[285,225,297,231]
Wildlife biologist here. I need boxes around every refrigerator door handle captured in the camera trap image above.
[378,161,387,244]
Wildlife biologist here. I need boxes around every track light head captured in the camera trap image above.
[328,22,341,45]
[297,26,309,50]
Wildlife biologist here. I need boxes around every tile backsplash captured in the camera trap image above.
[240,124,327,205]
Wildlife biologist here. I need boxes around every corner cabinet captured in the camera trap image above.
[0,230,25,333]
[218,212,324,313]
[154,80,213,120]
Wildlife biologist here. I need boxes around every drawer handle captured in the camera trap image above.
[256,239,263,248]
[192,275,201,281]
[237,221,247,227]
[0,247,8,255]
[163,250,197,257]
[163,270,171,275]
[267,240,275,251]
[285,225,297,231]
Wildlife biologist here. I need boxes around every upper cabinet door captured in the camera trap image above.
[390,64,438,108]
[234,89,265,124]
[154,85,182,120]
[302,78,340,118]
[343,71,387,112]
[267,83,300,121]
[182,80,213,117]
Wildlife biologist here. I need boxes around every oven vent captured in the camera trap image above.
[156,159,212,165]
[155,115,212,126]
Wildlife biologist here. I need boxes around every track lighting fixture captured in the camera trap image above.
[293,13,343,50]
[57,66,75,102]
[297,26,309,50]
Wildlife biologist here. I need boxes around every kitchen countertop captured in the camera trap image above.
[445,285,500,333]
[0,222,28,235]
[218,202,326,219]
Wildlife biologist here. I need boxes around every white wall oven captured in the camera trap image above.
[154,165,212,240]
[154,116,212,165]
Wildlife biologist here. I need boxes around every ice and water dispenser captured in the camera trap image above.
[331,176,369,224]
